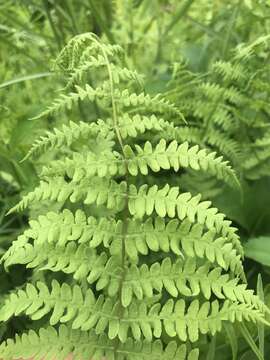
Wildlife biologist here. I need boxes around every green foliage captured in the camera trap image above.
[0,32,268,360]
[167,34,270,182]
[245,237,270,267]
[0,324,200,360]
[1,1,270,359]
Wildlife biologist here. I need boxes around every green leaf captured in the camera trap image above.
[239,323,264,360]
[244,237,270,266]
[121,283,133,307]
[224,323,238,360]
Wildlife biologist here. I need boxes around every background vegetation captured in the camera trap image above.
[0,0,270,359]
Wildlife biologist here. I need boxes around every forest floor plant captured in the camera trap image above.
[0,33,269,360]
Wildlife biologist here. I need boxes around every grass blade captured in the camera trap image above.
[224,323,238,360]
[257,274,265,357]
[0,73,52,89]
[206,334,216,360]
[88,0,115,43]
[163,0,195,37]
[239,323,264,360]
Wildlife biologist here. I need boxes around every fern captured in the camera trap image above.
[0,33,268,360]
[0,325,199,360]
[167,34,270,189]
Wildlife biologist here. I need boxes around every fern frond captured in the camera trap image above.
[41,150,126,179]
[7,177,72,214]
[199,82,244,105]
[8,180,242,257]
[2,209,243,279]
[118,114,174,139]
[0,325,199,360]
[8,179,242,253]
[243,148,270,180]
[24,115,173,161]
[0,284,267,343]
[32,84,108,119]
[117,90,185,120]
[124,140,239,189]
[234,34,270,60]
[166,126,204,146]
[206,129,243,166]
[55,32,123,71]
[3,241,102,283]
[65,54,107,88]
[67,61,143,89]
[167,126,242,167]
[0,280,95,325]
[33,87,182,122]
[2,238,244,296]
[212,60,247,81]
[111,65,144,86]
[41,139,239,190]
[22,120,111,160]
[127,183,242,255]
[117,258,263,309]
[3,32,265,356]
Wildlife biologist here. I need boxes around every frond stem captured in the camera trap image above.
[91,34,130,358]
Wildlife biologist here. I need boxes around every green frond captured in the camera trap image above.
[2,209,243,279]
[166,126,204,146]
[65,54,107,88]
[24,114,174,161]
[117,258,263,308]
[2,238,245,302]
[210,107,237,132]
[0,284,266,343]
[67,61,143,89]
[167,62,200,101]
[199,82,243,105]
[111,65,144,86]
[32,84,107,119]
[2,209,92,251]
[243,148,270,180]
[0,325,199,360]
[234,34,270,60]
[3,241,102,283]
[212,60,247,82]
[117,114,174,139]
[123,140,239,189]
[55,32,123,71]
[206,129,243,166]
[41,139,239,190]
[167,126,242,167]
[3,29,267,357]
[8,180,242,257]
[23,120,111,160]
[7,177,72,214]
[116,89,185,120]
[41,149,126,179]
[127,183,242,255]
[35,84,180,121]
[0,280,96,325]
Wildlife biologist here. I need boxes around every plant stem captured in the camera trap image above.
[88,0,115,43]
[222,1,241,59]
[65,0,80,35]
[163,0,195,37]
[93,35,130,359]
[42,0,62,51]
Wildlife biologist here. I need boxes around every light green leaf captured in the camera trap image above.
[244,237,270,266]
